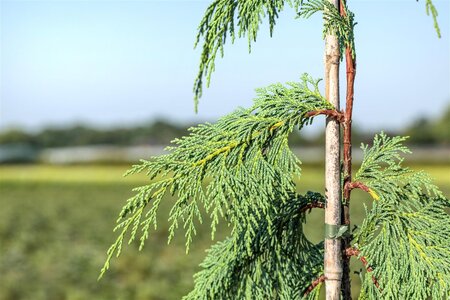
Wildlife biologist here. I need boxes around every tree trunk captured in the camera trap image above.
[340,2,356,298]
[324,1,342,299]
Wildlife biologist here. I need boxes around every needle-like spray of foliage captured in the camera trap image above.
[193,0,304,111]
[100,74,335,277]
[353,133,449,299]
[193,0,440,111]
[102,1,447,299]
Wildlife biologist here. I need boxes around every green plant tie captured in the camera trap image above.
[324,223,349,239]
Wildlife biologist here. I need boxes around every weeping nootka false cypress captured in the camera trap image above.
[101,1,448,299]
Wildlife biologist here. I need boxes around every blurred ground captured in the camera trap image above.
[0,163,449,300]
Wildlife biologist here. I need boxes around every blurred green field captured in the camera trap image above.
[0,164,449,300]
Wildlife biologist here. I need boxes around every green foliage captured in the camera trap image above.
[184,192,325,300]
[425,0,441,38]
[355,133,412,199]
[193,0,357,106]
[193,0,303,109]
[298,0,356,58]
[100,1,447,298]
[102,100,450,299]
[193,0,440,108]
[353,133,450,299]
[1,165,449,299]
[183,132,450,299]
[101,75,333,277]
[0,173,229,300]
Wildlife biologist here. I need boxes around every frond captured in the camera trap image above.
[100,74,333,277]
[298,0,357,58]
[425,0,441,38]
[355,132,442,201]
[353,133,450,299]
[193,0,304,110]
[184,192,325,300]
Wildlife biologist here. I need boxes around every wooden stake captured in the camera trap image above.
[324,1,342,299]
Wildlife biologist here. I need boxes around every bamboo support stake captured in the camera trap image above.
[324,0,342,299]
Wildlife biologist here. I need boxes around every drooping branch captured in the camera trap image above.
[303,274,326,296]
[345,247,380,289]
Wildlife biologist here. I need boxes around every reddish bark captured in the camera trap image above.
[339,1,357,299]
[303,274,326,296]
[305,109,345,123]
[345,181,370,194]
[345,248,380,289]
[299,202,325,213]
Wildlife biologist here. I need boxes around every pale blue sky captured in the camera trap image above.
[1,0,449,132]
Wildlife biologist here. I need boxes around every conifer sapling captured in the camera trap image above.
[101,1,449,299]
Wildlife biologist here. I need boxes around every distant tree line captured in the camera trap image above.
[404,105,450,145]
[0,105,448,148]
[0,120,189,148]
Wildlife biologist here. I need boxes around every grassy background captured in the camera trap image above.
[0,164,449,300]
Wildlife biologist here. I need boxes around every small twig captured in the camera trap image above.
[303,274,326,296]
[305,109,345,123]
[345,247,380,289]
[345,181,380,201]
[299,201,325,214]
[345,181,370,193]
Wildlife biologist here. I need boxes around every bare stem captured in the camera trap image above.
[340,1,356,298]
[345,248,380,289]
[345,181,370,194]
[300,201,325,213]
[303,275,326,296]
[305,109,345,123]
